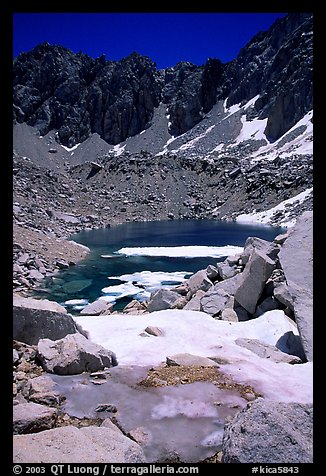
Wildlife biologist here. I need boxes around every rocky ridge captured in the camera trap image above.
[13,14,312,147]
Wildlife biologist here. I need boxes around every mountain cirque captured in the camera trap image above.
[12,12,313,464]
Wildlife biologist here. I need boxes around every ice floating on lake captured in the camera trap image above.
[65,299,89,306]
[116,245,243,258]
[110,270,191,292]
[64,298,89,311]
[98,273,187,305]
[101,282,141,300]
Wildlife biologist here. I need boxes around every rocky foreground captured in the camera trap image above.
[13,211,313,463]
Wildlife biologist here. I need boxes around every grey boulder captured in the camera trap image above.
[200,273,243,316]
[80,299,113,315]
[37,333,117,375]
[222,398,313,463]
[13,425,146,463]
[234,250,275,314]
[187,269,213,296]
[13,402,57,434]
[240,236,280,266]
[235,338,302,364]
[13,295,79,345]
[166,353,218,367]
[278,211,313,361]
[147,288,182,312]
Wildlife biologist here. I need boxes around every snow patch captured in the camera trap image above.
[252,110,313,161]
[223,95,260,120]
[236,187,313,227]
[64,298,89,311]
[61,143,81,152]
[73,309,312,403]
[113,143,126,156]
[232,116,268,145]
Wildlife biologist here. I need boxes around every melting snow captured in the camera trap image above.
[236,187,313,228]
[73,309,313,403]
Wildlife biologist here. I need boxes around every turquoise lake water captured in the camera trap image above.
[34,219,285,311]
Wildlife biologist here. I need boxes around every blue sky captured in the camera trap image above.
[13,13,287,68]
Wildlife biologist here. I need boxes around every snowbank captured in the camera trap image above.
[73,309,312,403]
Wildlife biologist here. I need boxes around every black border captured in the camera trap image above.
[4,1,320,472]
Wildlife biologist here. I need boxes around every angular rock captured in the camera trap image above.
[187,270,213,296]
[172,284,189,296]
[200,288,230,316]
[275,331,306,361]
[240,236,280,266]
[200,273,243,316]
[80,299,113,315]
[13,296,79,345]
[217,261,239,280]
[13,295,67,314]
[123,300,147,314]
[13,402,57,434]
[166,353,218,367]
[226,254,241,266]
[235,338,302,364]
[13,349,20,365]
[147,289,181,312]
[216,272,243,296]
[27,269,45,281]
[221,308,238,322]
[234,304,250,322]
[95,403,117,413]
[28,375,63,406]
[222,398,313,463]
[278,212,313,361]
[171,295,188,309]
[234,250,276,314]
[144,326,164,336]
[13,425,147,463]
[183,289,206,311]
[37,333,117,375]
[273,283,294,310]
[273,232,289,245]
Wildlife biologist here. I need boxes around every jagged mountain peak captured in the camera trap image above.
[13,13,312,155]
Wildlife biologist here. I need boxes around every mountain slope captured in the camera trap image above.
[13,13,312,153]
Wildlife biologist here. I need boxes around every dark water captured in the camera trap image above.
[34,219,285,310]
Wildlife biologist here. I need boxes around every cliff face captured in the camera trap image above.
[13,13,313,147]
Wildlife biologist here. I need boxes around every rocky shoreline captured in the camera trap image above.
[13,211,313,463]
[13,148,312,297]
